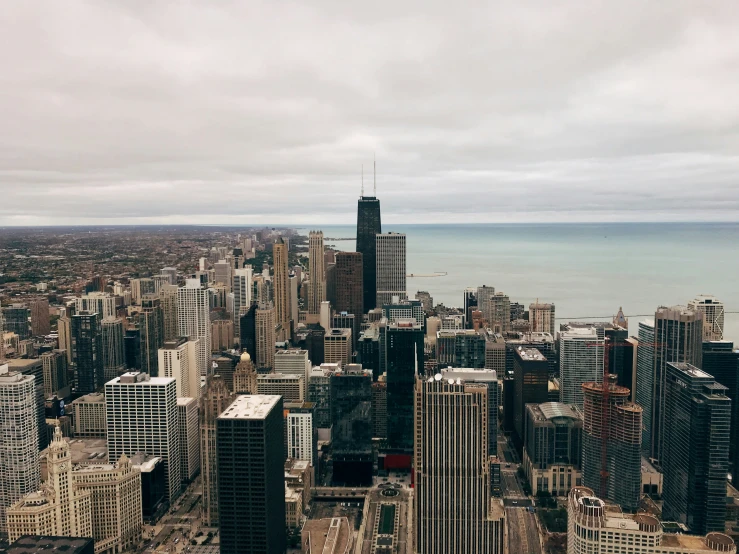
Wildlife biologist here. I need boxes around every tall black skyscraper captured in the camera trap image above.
[239,303,257,360]
[356,192,381,312]
[385,320,423,456]
[702,341,739,472]
[71,311,104,393]
[217,395,285,554]
[662,362,730,534]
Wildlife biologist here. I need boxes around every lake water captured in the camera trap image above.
[299,223,739,342]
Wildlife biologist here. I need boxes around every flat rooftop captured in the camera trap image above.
[516,347,546,361]
[108,372,175,386]
[3,535,94,553]
[219,394,281,419]
[303,517,351,554]
[441,367,498,381]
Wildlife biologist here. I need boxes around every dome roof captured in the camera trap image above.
[240,351,251,362]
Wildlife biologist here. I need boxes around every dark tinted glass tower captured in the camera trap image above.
[217,395,285,554]
[662,362,730,534]
[385,320,423,454]
[335,251,363,321]
[512,347,549,453]
[331,367,373,485]
[71,311,104,393]
[356,196,381,312]
[239,304,257,360]
[702,341,739,473]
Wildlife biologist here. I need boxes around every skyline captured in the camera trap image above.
[2,2,739,225]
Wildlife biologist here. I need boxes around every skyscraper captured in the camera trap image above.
[255,304,276,371]
[385,319,423,455]
[581,377,642,512]
[177,279,211,376]
[139,295,165,377]
[199,374,234,527]
[30,298,50,336]
[217,395,285,554]
[635,319,655,454]
[0,365,39,537]
[101,317,126,382]
[71,312,104,394]
[334,251,363,323]
[529,302,556,335]
[330,366,373,486]
[702,341,739,472]
[308,231,326,315]
[159,284,179,341]
[239,304,257,360]
[512,347,549,450]
[158,338,201,399]
[106,372,181,503]
[662,362,730,534]
[272,238,291,338]
[41,350,70,399]
[688,294,725,341]
[74,293,116,320]
[414,376,505,554]
[324,328,352,366]
[375,232,406,307]
[177,397,200,482]
[232,267,253,339]
[356,194,381,312]
[559,324,605,408]
[2,304,30,340]
[649,305,703,463]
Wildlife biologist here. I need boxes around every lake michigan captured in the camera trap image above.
[299,223,739,342]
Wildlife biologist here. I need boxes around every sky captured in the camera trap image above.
[1,1,739,225]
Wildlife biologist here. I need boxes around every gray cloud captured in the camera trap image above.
[1,1,738,225]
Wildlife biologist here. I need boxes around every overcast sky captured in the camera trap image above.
[1,1,738,225]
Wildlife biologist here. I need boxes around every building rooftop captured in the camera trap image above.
[219,394,281,420]
[176,397,196,406]
[534,402,583,422]
[108,372,175,386]
[441,367,498,381]
[2,536,94,553]
[73,392,104,403]
[515,347,547,361]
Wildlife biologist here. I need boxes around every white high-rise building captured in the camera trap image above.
[75,293,117,320]
[232,267,253,339]
[0,364,39,536]
[688,294,725,341]
[308,231,326,315]
[375,233,406,307]
[177,279,211,376]
[285,402,315,465]
[158,338,201,399]
[274,350,311,400]
[559,325,604,408]
[177,397,200,483]
[105,372,181,502]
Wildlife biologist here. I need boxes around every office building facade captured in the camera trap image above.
[308,231,326,315]
[334,251,363,321]
[375,233,406,307]
[529,302,555,335]
[559,325,605,408]
[688,294,725,341]
[105,372,181,502]
[414,377,505,554]
[71,312,104,394]
[512,347,549,449]
[217,395,286,554]
[0,366,40,537]
[662,362,730,534]
[272,238,291,337]
[255,304,276,371]
[177,397,200,482]
[199,374,234,527]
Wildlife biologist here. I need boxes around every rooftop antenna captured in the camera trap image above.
[373,153,377,196]
[361,165,364,197]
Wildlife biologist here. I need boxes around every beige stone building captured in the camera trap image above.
[6,427,92,545]
[72,393,107,438]
[233,352,257,394]
[7,427,143,554]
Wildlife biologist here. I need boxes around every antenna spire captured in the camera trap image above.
[361,165,364,197]
[373,153,377,196]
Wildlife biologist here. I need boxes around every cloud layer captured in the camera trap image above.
[2,1,738,224]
